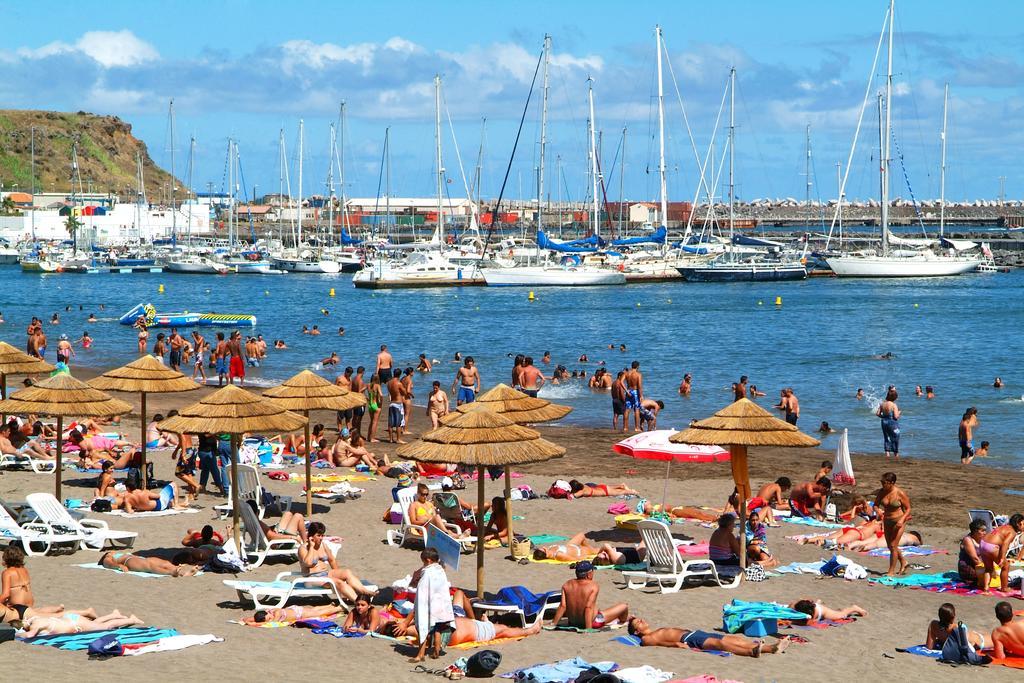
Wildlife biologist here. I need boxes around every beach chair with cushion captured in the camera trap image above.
[472,585,561,628]
[224,571,359,610]
[621,519,741,593]
[238,497,299,567]
[215,464,292,520]
[23,493,136,551]
[386,487,474,551]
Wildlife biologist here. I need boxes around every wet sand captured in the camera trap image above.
[2,370,1023,681]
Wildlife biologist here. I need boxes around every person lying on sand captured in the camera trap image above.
[532,533,602,562]
[22,610,144,637]
[242,604,343,626]
[926,603,984,650]
[838,496,876,523]
[385,615,540,645]
[992,601,1024,658]
[636,498,719,522]
[67,430,137,469]
[568,479,638,498]
[627,616,790,656]
[181,524,225,549]
[548,561,629,630]
[342,596,380,633]
[99,551,199,577]
[846,529,922,553]
[795,520,883,548]
[593,541,647,567]
[122,481,191,513]
[1,547,94,625]
[789,599,867,623]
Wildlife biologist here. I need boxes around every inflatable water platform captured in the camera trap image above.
[119,303,257,328]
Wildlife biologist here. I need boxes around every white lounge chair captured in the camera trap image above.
[620,519,741,593]
[0,449,58,474]
[969,509,997,533]
[216,464,291,520]
[238,497,299,567]
[386,487,474,551]
[472,587,561,628]
[23,493,137,551]
[224,571,356,610]
[0,502,78,556]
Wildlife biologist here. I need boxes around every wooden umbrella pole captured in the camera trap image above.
[660,459,672,510]
[304,411,312,517]
[476,465,485,598]
[231,433,241,551]
[503,465,513,558]
[55,415,63,500]
[1,372,6,423]
[140,392,148,489]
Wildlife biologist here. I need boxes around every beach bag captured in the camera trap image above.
[939,622,991,666]
[126,467,141,490]
[465,649,501,677]
[449,472,467,490]
[511,536,533,559]
[0,623,15,644]
[745,563,767,582]
[87,634,124,658]
[90,498,112,513]
[574,669,620,683]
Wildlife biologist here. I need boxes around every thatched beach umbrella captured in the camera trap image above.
[0,373,131,499]
[670,398,820,566]
[398,403,565,597]
[89,355,199,489]
[263,370,367,516]
[161,385,307,549]
[0,341,54,418]
[444,384,571,534]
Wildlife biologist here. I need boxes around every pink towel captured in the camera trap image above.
[677,541,710,556]
[671,676,744,683]
[607,503,630,515]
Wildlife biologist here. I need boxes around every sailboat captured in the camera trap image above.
[678,68,806,282]
[825,0,981,278]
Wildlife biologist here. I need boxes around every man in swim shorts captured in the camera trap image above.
[227,331,245,386]
[123,482,187,513]
[213,332,228,387]
[628,616,790,656]
[549,561,629,630]
[386,368,407,444]
[623,361,643,432]
[451,356,480,406]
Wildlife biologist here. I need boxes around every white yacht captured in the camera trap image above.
[165,255,233,275]
[352,250,483,289]
[482,261,624,287]
[272,250,341,274]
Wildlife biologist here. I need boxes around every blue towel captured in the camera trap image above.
[900,645,942,658]
[491,586,560,618]
[21,626,178,650]
[612,634,642,646]
[868,571,958,587]
[775,560,826,575]
[722,599,809,634]
[500,657,618,682]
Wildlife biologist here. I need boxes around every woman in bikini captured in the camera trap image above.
[846,529,922,552]
[926,603,986,650]
[135,318,149,354]
[796,519,883,548]
[22,610,144,637]
[330,430,379,469]
[1,547,80,625]
[426,381,449,430]
[99,551,199,577]
[298,522,375,602]
[532,532,602,562]
[568,480,638,498]
[342,595,381,633]
[242,604,342,626]
[979,513,1024,592]
[244,500,309,542]
[709,514,742,568]
[874,471,911,576]
[959,519,987,586]
[365,375,384,443]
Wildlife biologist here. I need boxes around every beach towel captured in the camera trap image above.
[612,633,729,657]
[545,622,626,634]
[499,657,617,682]
[21,626,178,650]
[527,534,567,545]
[307,473,376,483]
[671,677,745,683]
[527,557,645,571]
[788,618,855,630]
[865,546,947,557]
[896,644,941,658]
[103,508,200,518]
[983,651,1024,669]
[231,620,291,629]
[414,562,454,646]
[775,560,826,575]
[677,541,710,556]
[73,563,172,578]
[722,599,809,634]
[868,571,958,588]
[451,635,527,649]
[781,517,844,529]
[122,634,222,655]
[615,665,675,683]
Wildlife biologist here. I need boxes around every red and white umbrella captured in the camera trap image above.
[613,430,729,508]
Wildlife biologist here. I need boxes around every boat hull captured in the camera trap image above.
[272,258,341,274]
[482,267,626,287]
[677,263,807,282]
[825,255,982,277]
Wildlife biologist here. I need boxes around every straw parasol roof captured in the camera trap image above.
[262,369,366,412]
[0,372,132,417]
[161,384,307,435]
[0,341,54,377]
[399,402,565,466]
[444,383,571,425]
[88,354,200,394]
[669,398,821,448]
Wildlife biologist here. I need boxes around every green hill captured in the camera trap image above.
[0,110,183,201]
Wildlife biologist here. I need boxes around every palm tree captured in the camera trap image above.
[64,214,82,250]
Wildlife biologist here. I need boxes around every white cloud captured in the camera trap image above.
[281,39,377,72]
[10,30,158,68]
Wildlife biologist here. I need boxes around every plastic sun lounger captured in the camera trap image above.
[224,571,357,610]
[238,496,299,567]
[472,587,562,628]
[386,487,475,552]
[215,464,292,520]
[620,519,741,594]
[0,502,76,556]
[969,509,997,533]
[24,493,137,552]
[0,450,58,474]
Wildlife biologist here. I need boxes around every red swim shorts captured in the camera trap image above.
[229,356,245,378]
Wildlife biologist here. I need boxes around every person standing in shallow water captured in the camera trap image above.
[877,388,901,458]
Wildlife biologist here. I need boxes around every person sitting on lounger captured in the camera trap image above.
[959,519,986,587]
[567,479,638,498]
[374,453,418,479]
[407,483,466,539]
[122,481,190,513]
[926,603,984,650]
[789,478,831,519]
[298,521,376,602]
[244,500,309,542]
[22,610,144,637]
[99,551,199,577]
[846,529,922,552]
[709,514,742,568]
[242,604,342,626]
[790,599,867,623]
[980,514,1024,593]
[627,616,790,656]
[992,601,1024,658]
[548,561,629,630]
[533,532,602,562]
[0,422,51,460]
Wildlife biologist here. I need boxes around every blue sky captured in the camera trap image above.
[2,0,1022,204]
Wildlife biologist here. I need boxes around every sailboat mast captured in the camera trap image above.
[228,138,235,248]
[538,35,551,232]
[836,161,843,246]
[588,76,599,237]
[939,82,948,239]
[619,126,626,236]
[169,99,176,243]
[186,136,195,244]
[298,119,304,245]
[339,101,348,237]
[656,26,668,235]
[434,75,443,244]
[30,126,35,241]
[805,124,812,207]
[880,0,894,255]
[728,67,736,241]
[328,122,336,244]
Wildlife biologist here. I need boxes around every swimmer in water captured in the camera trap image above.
[874,352,895,360]
[994,377,1004,388]
[855,388,864,400]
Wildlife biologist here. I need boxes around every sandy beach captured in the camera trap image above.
[2,373,1023,682]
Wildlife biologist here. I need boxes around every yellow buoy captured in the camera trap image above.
[667,299,672,304]
[328,288,335,297]
[758,300,763,306]
[264,290,269,296]
[636,302,641,307]
[158,284,165,294]
[775,296,782,306]
[914,303,919,308]
[528,291,535,301]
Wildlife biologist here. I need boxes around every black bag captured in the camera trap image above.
[90,498,112,512]
[0,624,15,644]
[465,649,501,677]
[126,467,141,490]
[939,622,991,666]
[575,670,620,683]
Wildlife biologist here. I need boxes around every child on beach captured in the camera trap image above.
[411,548,454,662]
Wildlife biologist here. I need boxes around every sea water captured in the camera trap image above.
[3,267,1022,468]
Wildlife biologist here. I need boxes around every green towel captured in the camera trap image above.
[527,534,567,545]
